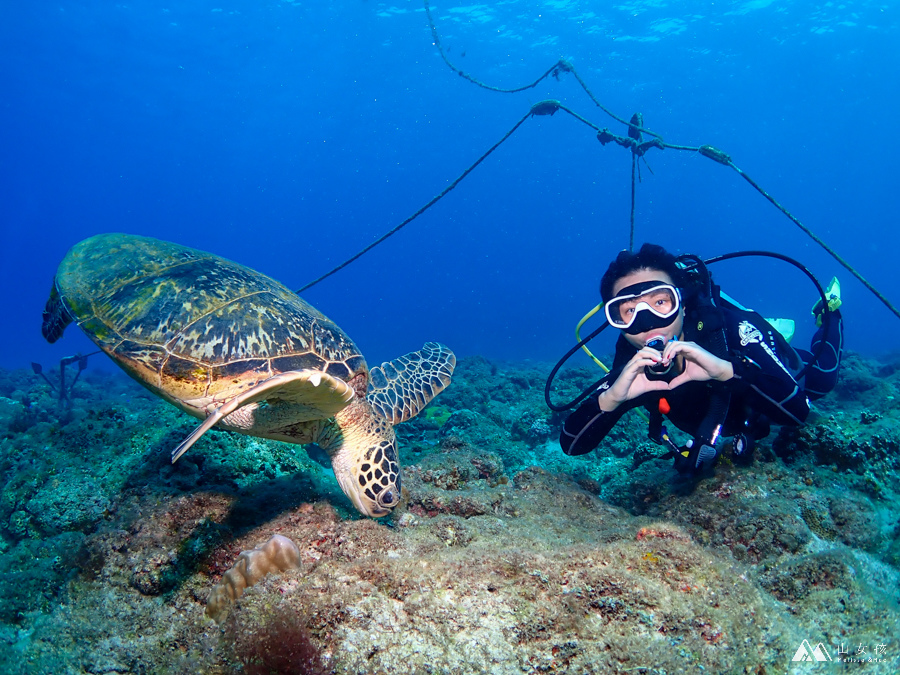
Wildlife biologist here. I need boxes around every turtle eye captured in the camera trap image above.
[377,488,399,508]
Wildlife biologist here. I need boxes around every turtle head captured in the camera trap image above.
[319,400,402,518]
[317,342,456,518]
[349,435,402,518]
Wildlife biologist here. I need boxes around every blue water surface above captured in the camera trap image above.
[2,0,898,372]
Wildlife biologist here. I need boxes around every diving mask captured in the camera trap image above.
[605,281,681,335]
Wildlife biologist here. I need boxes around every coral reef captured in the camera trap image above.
[0,349,898,672]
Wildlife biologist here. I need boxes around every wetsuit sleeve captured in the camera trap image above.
[728,319,810,425]
[560,372,631,455]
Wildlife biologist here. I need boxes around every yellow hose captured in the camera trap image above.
[575,303,649,423]
[575,303,610,373]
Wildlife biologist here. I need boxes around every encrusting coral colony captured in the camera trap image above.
[0,350,899,673]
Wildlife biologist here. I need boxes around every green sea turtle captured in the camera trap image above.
[41,233,455,518]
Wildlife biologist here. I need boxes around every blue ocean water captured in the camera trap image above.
[2,0,898,371]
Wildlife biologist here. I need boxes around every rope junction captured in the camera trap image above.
[300,1,900,323]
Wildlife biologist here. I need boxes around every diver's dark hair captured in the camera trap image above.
[599,243,683,302]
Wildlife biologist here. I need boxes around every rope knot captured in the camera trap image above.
[596,129,615,145]
[636,138,664,156]
[597,129,637,151]
[530,100,561,117]
[553,59,574,79]
[699,145,732,165]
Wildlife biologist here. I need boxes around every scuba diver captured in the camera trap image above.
[559,243,843,473]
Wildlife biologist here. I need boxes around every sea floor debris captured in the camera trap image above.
[0,351,898,673]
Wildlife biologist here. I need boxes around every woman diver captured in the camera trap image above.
[559,243,843,473]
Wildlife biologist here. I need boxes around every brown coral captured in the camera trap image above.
[207,534,302,622]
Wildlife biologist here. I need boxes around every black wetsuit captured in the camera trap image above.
[560,304,843,456]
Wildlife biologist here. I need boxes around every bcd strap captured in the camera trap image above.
[685,280,732,453]
[648,406,663,443]
[694,339,732,450]
[686,294,726,336]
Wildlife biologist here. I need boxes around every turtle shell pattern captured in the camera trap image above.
[48,233,367,411]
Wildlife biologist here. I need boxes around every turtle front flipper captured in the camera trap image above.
[171,370,355,462]
[366,342,456,423]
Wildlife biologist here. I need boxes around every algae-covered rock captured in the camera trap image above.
[2,352,900,673]
[27,472,111,535]
[0,397,27,433]
[0,531,84,623]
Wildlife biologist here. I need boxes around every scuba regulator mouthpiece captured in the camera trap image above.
[644,335,677,381]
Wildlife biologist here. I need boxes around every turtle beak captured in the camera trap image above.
[357,492,391,518]
[360,484,400,518]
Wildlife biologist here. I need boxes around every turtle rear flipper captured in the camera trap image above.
[172,369,355,462]
[367,342,456,423]
[42,285,73,344]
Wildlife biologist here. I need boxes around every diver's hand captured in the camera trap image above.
[598,346,671,411]
[662,341,734,389]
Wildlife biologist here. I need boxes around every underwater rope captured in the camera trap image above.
[422,3,900,321]
[297,110,532,293]
[423,1,662,141]
[299,3,900,323]
[726,162,900,320]
[630,154,637,253]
